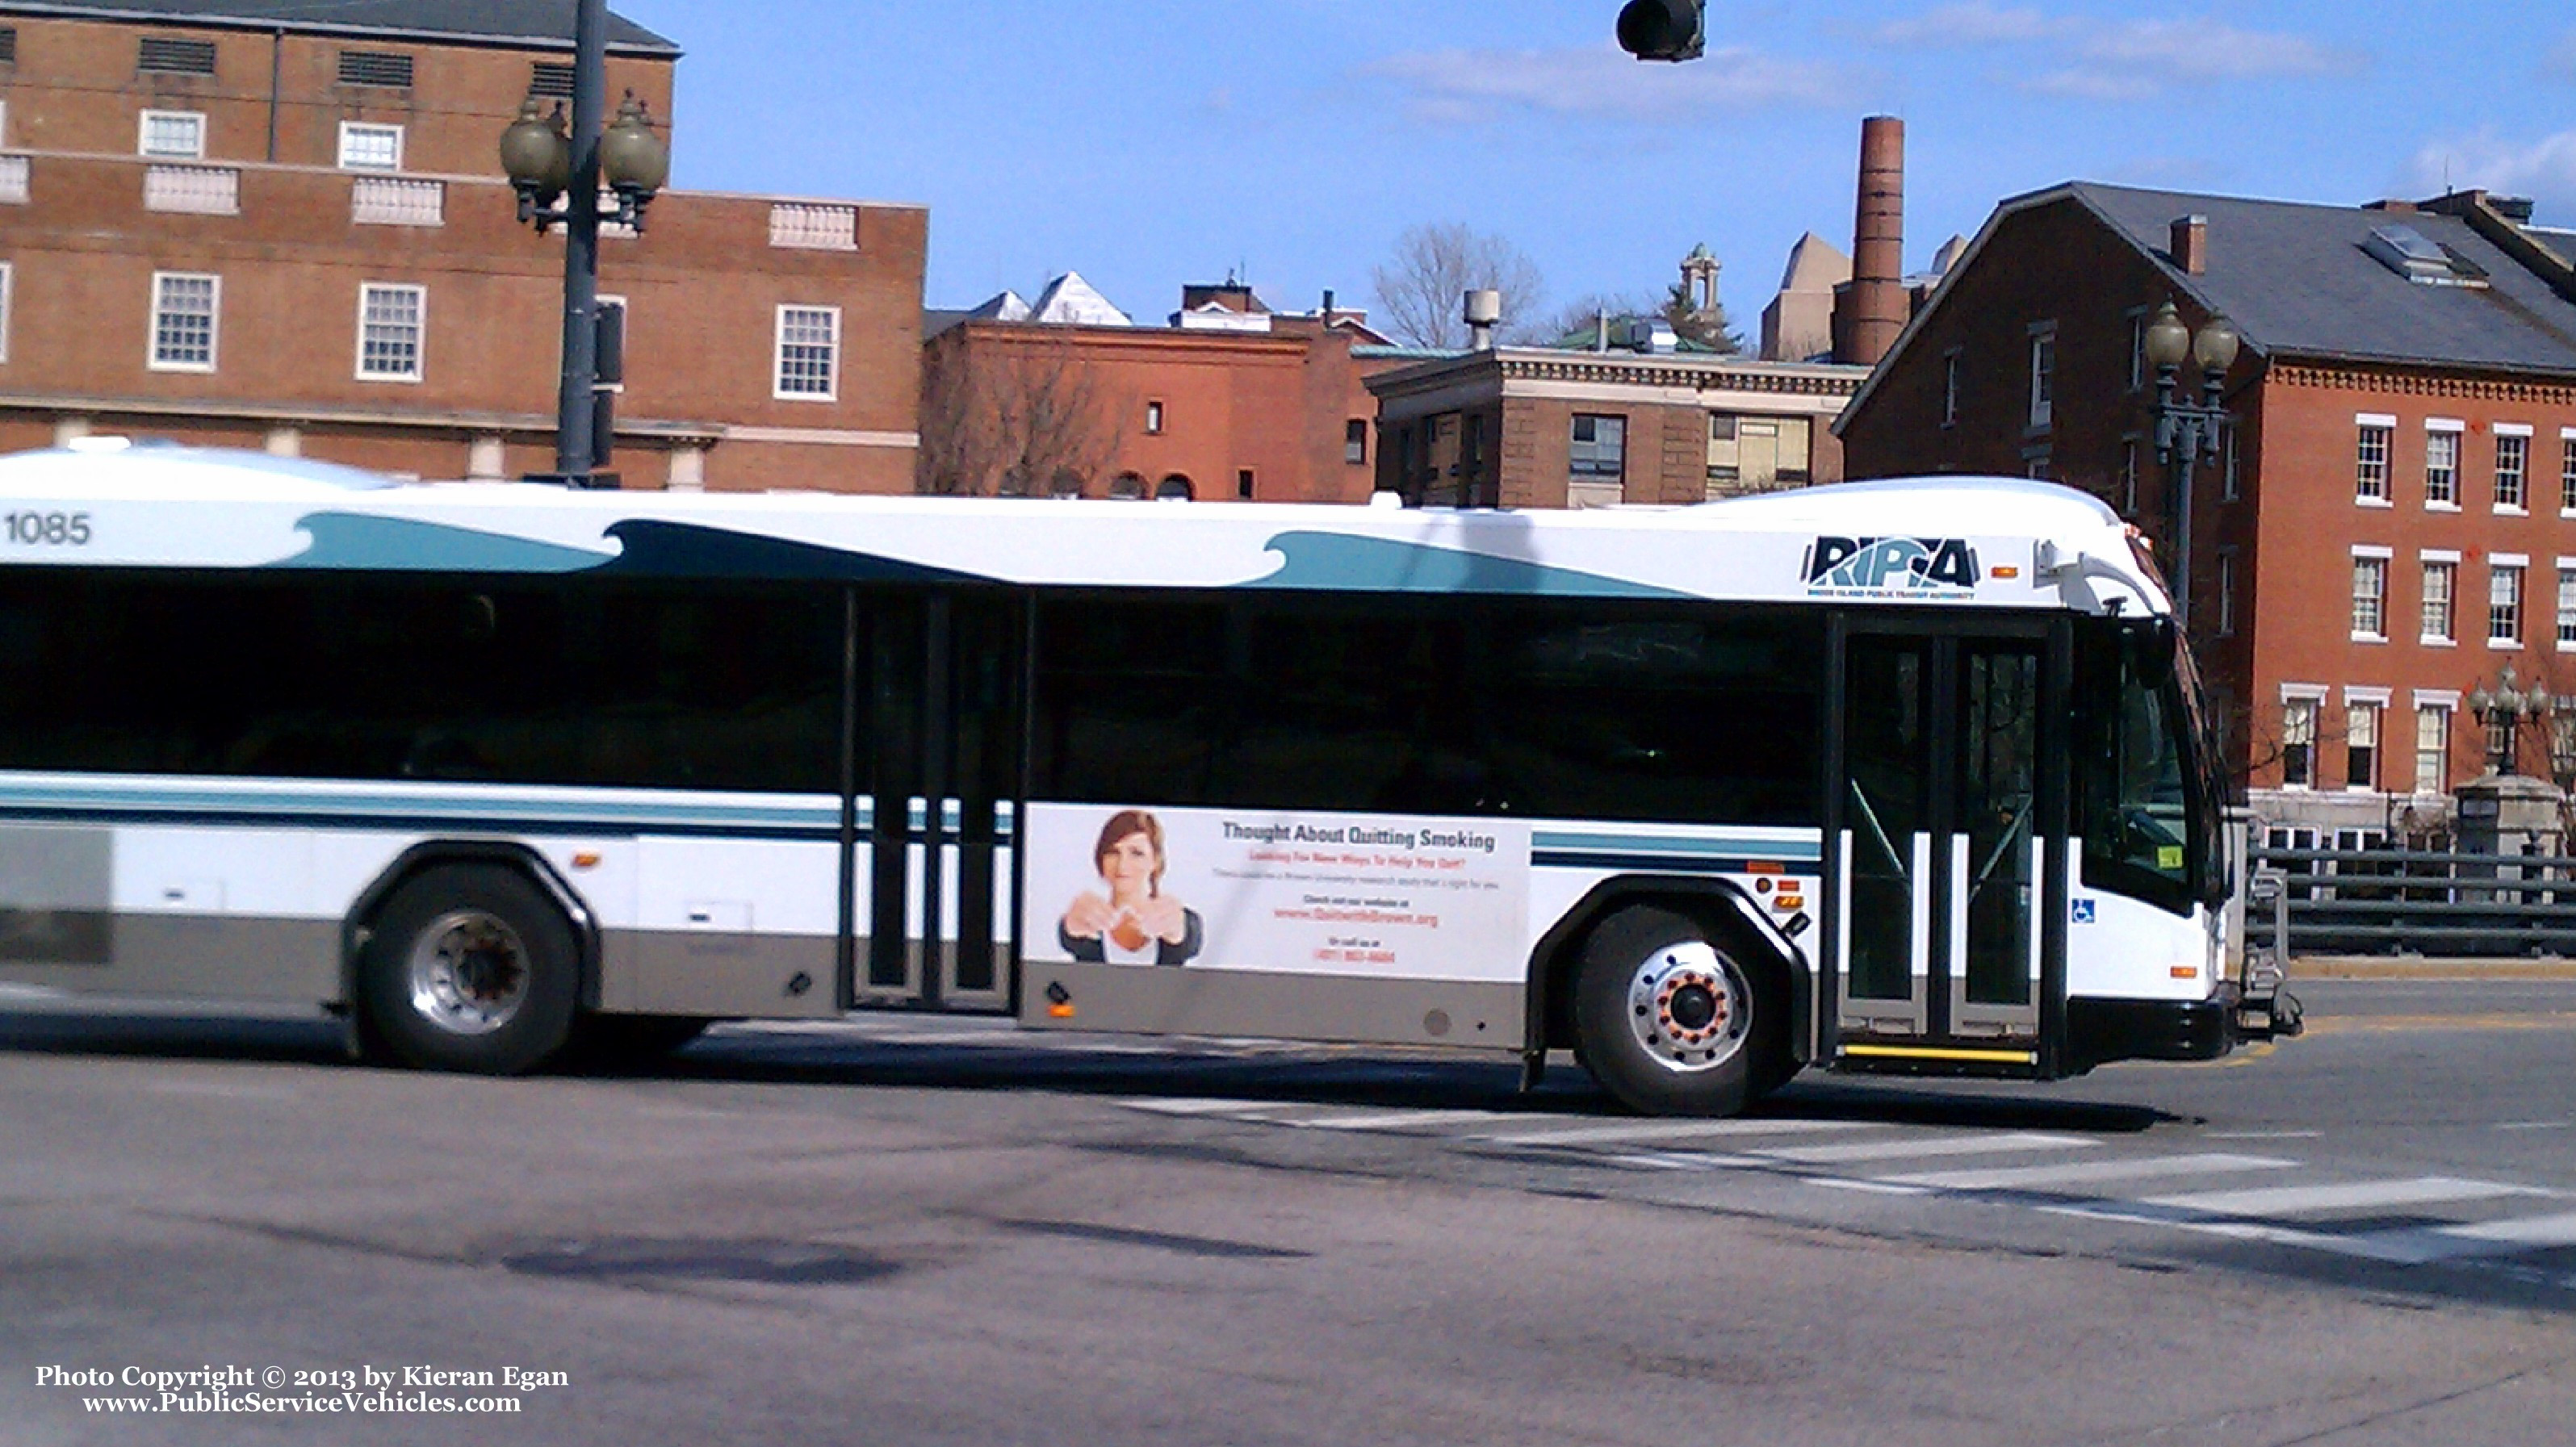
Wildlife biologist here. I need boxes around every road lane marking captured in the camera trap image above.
[2431,1210,2576,1250]
[2493,1120,2571,1131]
[1117,1097,1308,1116]
[1476,1119,1871,1148]
[2141,1177,2550,1216]
[2204,1130,2320,1140]
[1877,1152,2298,1192]
[1758,1131,2096,1165]
[1285,1109,1513,1131]
[2302,1012,2576,1035]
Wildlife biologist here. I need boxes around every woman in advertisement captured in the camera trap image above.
[1059,809,1204,966]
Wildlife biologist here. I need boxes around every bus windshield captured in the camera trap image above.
[2078,621,2222,913]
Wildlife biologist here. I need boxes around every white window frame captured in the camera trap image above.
[2350,546,2390,642]
[2343,696,2383,793]
[353,282,425,383]
[2025,324,2055,432]
[0,261,12,365]
[2354,414,2393,506]
[2412,699,2456,795]
[2489,556,2527,648]
[2419,551,2459,646]
[137,108,207,160]
[2494,422,2532,514]
[2561,426,2576,517]
[773,304,840,402]
[2557,556,2576,652]
[336,120,404,172]
[147,270,220,373]
[2215,547,2237,638]
[2424,419,2464,510]
[2279,689,2324,791]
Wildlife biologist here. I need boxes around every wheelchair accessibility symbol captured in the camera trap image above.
[2071,899,2098,925]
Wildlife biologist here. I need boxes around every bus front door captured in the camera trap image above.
[850,589,1026,1014]
[1825,621,2069,1073]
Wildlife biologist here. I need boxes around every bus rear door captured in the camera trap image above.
[1824,617,2071,1074]
[849,588,1026,1013]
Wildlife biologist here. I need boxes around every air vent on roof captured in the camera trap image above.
[2364,224,2489,289]
[138,36,217,75]
[338,50,413,89]
[529,61,576,99]
[0,28,18,65]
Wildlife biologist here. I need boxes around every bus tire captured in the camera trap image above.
[1573,905,1776,1117]
[358,864,579,1075]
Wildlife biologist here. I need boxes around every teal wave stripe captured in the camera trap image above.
[270,513,617,573]
[1254,532,1690,598]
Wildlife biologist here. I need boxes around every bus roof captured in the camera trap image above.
[0,446,2168,616]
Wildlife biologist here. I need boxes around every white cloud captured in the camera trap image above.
[2071,19,2364,80]
[2403,130,2576,216]
[1870,3,2065,48]
[1367,43,1853,124]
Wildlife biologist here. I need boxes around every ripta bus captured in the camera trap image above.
[0,444,2296,1115]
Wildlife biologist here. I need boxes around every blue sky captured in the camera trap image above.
[615,2,2576,334]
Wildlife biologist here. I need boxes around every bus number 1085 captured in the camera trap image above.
[4,512,91,546]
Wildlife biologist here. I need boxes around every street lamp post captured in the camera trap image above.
[2468,663,2551,776]
[496,0,668,488]
[2142,301,2239,632]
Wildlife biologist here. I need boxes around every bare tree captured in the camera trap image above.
[918,331,1120,497]
[1370,223,1546,349]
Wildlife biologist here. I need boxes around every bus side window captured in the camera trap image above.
[1030,593,1227,805]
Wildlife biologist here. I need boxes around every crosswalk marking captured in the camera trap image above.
[2140,1177,2550,1217]
[1476,1119,1871,1148]
[1877,1152,2297,1192]
[1286,1109,1510,1132]
[1758,1131,2096,1166]
[1117,1097,1308,1117]
[2428,1210,2576,1249]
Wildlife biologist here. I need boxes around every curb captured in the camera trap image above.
[2289,956,2576,981]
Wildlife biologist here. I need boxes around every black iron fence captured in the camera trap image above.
[2247,844,2576,957]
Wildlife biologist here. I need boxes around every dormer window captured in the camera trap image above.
[2364,224,2489,288]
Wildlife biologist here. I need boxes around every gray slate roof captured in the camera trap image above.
[0,2,677,52]
[2064,182,2576,377]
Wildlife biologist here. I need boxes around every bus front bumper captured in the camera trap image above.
[2067,984,2302,1072]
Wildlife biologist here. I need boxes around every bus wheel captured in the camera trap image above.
[1573,906,1770,1117]
[359,865,578,1075]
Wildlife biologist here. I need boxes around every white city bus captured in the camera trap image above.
[0,445,2294,1115]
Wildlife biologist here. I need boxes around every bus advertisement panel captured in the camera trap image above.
[1023,804,1532,982]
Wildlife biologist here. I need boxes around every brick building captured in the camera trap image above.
[1368,343,1865,508]
[919,280,1403,504]
[0,2,925,491]
[1837,180,2576,836]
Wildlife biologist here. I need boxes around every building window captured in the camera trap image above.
[1145,400,1164,436]
[2126,311,2146,392]
[529,61,576,99]
[2490,562,2524,646]
[2120,438,2138,516]
[773,305,838,400]
[2355,421,2390,502]
[1344,419,1368,466]
[2425,425,2461,507]
[355,282,424,381]
[2026,328,2055,431]
[2560,565,2576,650]
[2282,697,2318,788]
[2415,706,2452,793]
[2352,554,2388,640]
[1941,348,1961,426]
[337,122,403,172]
[0,27,17,65]
[137,36,217,76]
[148,272,218,372]
[337,50,414,89]
[1569,414,1626,483]
[2422,558,2457,642]
[2220,420,2239,502]
[2496,429,2530,511]
[2562,432,2576,514]
[0,262,11,365]
[2216,550,2236,637]
[138,109,206,159]
[2347,701,2381,791]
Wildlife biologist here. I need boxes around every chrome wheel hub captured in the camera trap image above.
[1624,941,1748,1073]
[407,910,530,1036]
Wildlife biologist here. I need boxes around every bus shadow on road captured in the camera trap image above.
[0,1010,346,1067]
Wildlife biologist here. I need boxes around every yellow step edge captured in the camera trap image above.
[1839,1043,2040,1064]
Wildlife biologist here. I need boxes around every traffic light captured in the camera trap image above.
[1617,0,1704,61]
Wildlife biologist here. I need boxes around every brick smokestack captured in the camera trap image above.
[1837,115,1908,367]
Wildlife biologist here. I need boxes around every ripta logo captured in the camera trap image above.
[1802,536,1983,594]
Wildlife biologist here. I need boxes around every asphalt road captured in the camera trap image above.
[2,978,2572,1446]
